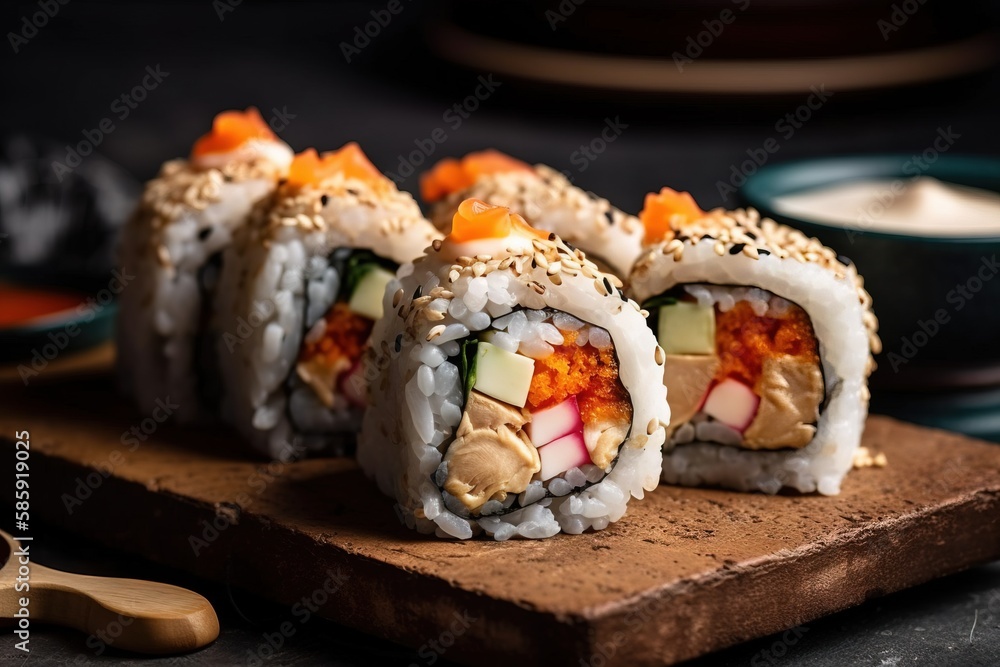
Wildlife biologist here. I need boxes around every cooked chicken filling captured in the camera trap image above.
[443,391,539,511]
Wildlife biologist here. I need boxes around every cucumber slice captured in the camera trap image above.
[657,301,716,355]
[473,342,535,408]
[347,266,395,320]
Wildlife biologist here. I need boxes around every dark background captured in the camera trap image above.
[4,1,1000,208]
[3,1,1000,665]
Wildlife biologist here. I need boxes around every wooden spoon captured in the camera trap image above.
[0,529,219,654]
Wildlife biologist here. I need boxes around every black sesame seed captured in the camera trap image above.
[198,228,212,241]
[837,254,852,266]
[702,234,714,241]
[746,232,757,240]
[394,334,403,353]
[604,210,614,225]
[321,195,329,206]
[548,232,557,241]
[413,285,422,300]
[729,243,745,255]
[603,277,613,294]
[758,248,771,256]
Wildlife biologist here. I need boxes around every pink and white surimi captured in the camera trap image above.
[528,396,583,447]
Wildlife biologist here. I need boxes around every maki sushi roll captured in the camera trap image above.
[214,145,440,459]
[117,108,293,422]
[420,150,644,276]
[629,189,880,495]
[358,199,669,540]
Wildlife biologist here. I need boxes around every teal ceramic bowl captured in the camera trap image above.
[0,267,117,367]
[741,154,1000,392]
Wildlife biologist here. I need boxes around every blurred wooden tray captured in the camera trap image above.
[2,375,999,666]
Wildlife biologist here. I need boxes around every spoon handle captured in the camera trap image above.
[6,561,219,654]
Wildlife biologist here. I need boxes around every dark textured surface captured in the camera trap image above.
[1,374,999,665]
[1,518,997,667]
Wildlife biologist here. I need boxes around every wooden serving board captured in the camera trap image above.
[2,374,999,666]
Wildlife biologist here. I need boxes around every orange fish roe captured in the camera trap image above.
[713,300,820,386]
[527,329,633,426]
[299,302,373,369]
[449,199,548,244]
[191,108,276,158]
[420,149,532,203]
[286,144,385,190]
[639,187,705,244]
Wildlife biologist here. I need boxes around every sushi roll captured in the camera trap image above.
[117,108,293,422]
[420,150,644,276]
[358,198,669,540]
[214,144,440,459]
[628,189,881,495]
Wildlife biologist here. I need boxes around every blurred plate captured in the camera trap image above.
[740,154,1000,390]
[430,22,999,95]
[0,270,117,367]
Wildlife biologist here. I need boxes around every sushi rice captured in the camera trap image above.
[629,190,880,496]
[213,145,440,459]
[359,199,669,540]
[421,150,644,276]
[117,108,293,422]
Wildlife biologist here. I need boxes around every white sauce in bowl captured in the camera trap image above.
[773,177,1000,237]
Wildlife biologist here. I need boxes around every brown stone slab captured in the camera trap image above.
[2,375,999,666]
